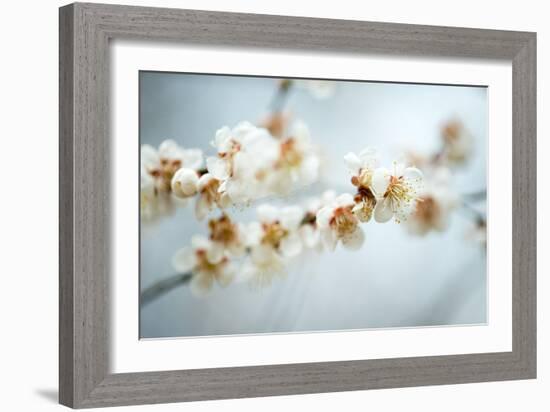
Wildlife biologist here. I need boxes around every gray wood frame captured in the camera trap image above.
[59,2,536,408]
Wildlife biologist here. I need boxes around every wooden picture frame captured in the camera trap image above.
[59,2,536,408]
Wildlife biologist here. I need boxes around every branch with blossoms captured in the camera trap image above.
[142,123,424,298]
[140,81,485,302]
[140,78,336,223]
[402,119,487,239]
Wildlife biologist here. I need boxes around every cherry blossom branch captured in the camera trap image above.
[140,82,485,301]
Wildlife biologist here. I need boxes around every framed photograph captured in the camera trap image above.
[59,2,536,408]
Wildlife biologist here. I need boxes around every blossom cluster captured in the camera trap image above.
[401,119,476,236]
[140,121,321,223]
[141,115,484,298]
[170,146,426,296]
[140,140,203,222]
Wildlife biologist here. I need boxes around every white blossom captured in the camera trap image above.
[371,163,424,223]
[441,120,473,166]
[195,173,231,220]
[172,235,236,297]
[344,148,379,183]
[344,148,379,222]
[316,193,365,251]
[140,140,203,220]
[240,244,286,287]
[206,214,247,262]
[405,167,459,235]
[246,204,304,258]
[141,140,203,193]
[267,121,321,195]
[299,190,337,249]
[140,167,187,223]
[239,204,305,286]
[206,122,280,203]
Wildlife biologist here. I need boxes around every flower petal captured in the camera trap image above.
[280,233,303,257]
[393,162,405,178]
[191,235,211,250]
[206,242,225,264]
[374,197,394,223]
[236,261,257,283]
[172,247,196,273]
[321,228,337,251]
[335,193,354,207]
[403,166,424,192]
[224,178,250,204]
[219,192,232,208]
[228,242,246,257]
[352,201,373,223]
[300,225,320,248]
[190,273,213,297]
[372,167,391,197]
[316,206,333,229]
[250,244,273,265]
[403,166,423,181]
[280,206,304,230]
[244,221,263,246]
[213,126,231,150]
[291,121,311,144]
[140,169,155,192]
[216,263,236,287]
[194,195,211,220]
[341,227,365,250]
[206,156,229,180]
[300,155,320,185]
[358,147,379,169]
[344,152,361,174]
[321,190,337,206]
[158,139,180,159]
[197,173,215,191]
[140,144,160,169]
[232,121,256,142]
[394,199,416,223]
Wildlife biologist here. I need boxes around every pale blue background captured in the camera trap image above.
[139,72,487,338]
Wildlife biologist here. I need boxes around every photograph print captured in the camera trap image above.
[139,72,487,339]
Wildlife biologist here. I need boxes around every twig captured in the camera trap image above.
[268,79,293,112]
[462,189,487,202]
[140,272,192,306]
[460,201,486,224]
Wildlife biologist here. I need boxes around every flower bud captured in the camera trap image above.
[171,168,199,198]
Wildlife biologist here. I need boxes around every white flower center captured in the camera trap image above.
[413,196,438,224]
[277,138,303,169]
[330,206,358,239]
[385,175,416,208]
[208,215,238,246]
[261,221,288,249]
[201,178,222,205]
[149,157,182,192]
[351,168,373,189]
[195,249,227,275]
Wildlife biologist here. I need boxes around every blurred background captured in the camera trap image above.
[139,71,487,339]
